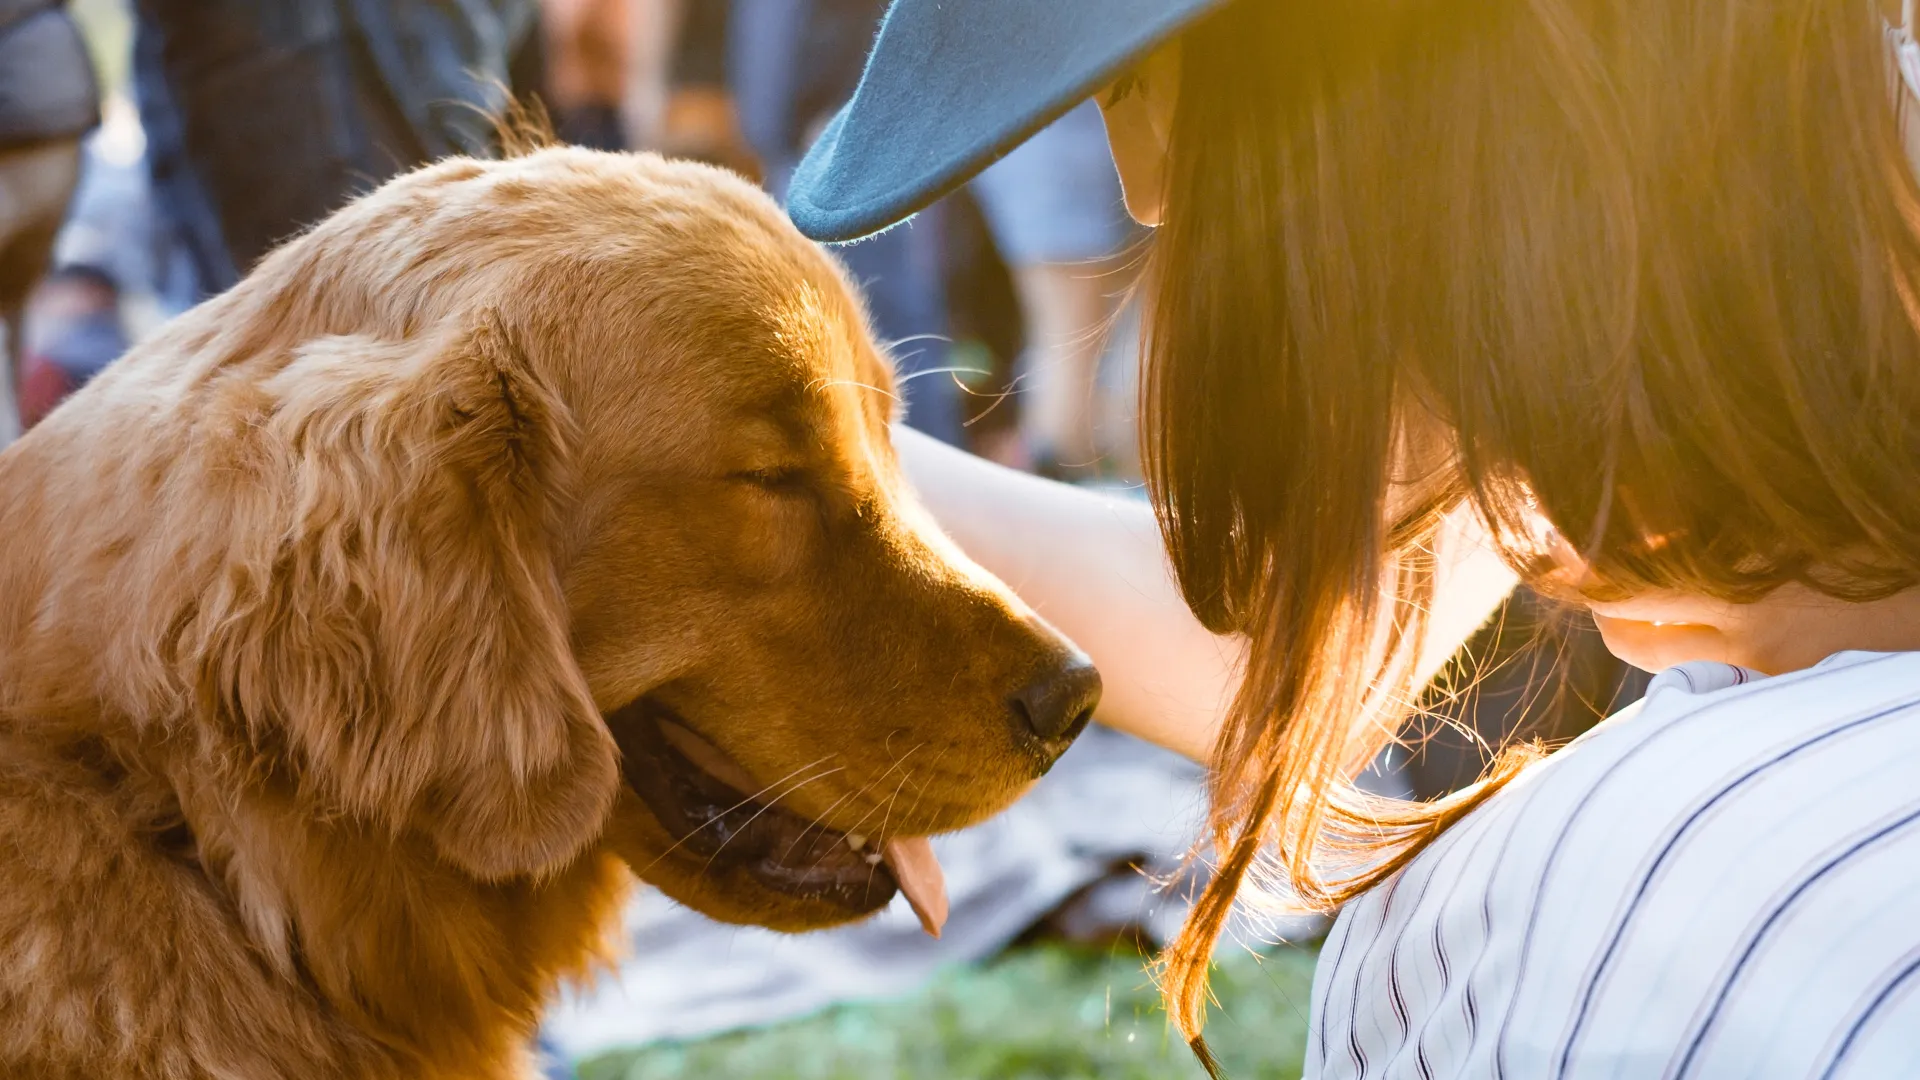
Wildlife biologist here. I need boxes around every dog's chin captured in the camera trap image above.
[599,698,902,932]
[601,798,900,932]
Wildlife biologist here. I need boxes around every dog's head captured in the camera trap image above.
[99,148,1095,933]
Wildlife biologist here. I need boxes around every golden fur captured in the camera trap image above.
[0,148,1086,1078]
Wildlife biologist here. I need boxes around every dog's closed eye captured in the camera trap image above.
[730,466,810,494]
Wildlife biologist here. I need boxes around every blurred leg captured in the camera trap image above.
[131,11,234,299]
[18,266,129,430]
[834,205,962,445]
[133,0,377,285]
[0,302,19,447]
[726,0,806,168]
[0,139,83,446]
[1008,260,1127,472]
[618,0,682,151]
[969,101,1141,477]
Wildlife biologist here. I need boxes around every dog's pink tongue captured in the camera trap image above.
[881,836,948,938]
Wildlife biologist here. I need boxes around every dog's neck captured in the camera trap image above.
[159,760,631,1059]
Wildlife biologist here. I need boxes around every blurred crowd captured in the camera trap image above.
[0,0,1146,483]
[2,0,1652,831]
[0,3,1650,1066]
[0,0,1639,845]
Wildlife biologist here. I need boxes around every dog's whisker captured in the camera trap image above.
[907,742,959,799]
[696,763,848,872]
[809,376,901,403]
[870,770,916,859]
[884,332,952,346]
[635,756,839,875]
[780,788,863,863]
[786,742,926,866]
[841,749,937,845]
[959,372,1032,428]
[849,770,918,897]
[733,756,841,810]
[880,332,954,357]
[893,364,989,386]
[887,744,959,852]
[782,762,895,862]
[683,765,848,879]
[900,764,939,826]
[826,739,932,847]
[788,765,919,866]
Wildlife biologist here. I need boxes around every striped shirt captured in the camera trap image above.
[1306,650,1920,1079]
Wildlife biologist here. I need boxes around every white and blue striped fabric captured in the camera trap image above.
[1306,650,1920,1079]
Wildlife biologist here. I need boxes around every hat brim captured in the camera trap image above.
[787,0,1226,244]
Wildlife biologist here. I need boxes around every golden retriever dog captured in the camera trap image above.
[0,147,1099,1079]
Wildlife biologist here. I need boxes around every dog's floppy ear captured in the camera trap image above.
[204,311,618,881]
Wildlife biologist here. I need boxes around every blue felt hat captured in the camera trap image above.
[787,0,1227,244]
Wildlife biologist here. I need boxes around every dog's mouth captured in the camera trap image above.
[603,698,949,936]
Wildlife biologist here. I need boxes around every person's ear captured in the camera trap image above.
[195,312,619,881]
[1098,40,1182,227]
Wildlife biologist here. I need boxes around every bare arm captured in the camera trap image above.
[894,427,1519,763]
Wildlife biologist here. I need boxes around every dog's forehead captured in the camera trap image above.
[751,279,898,449]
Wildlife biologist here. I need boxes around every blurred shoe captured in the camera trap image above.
[18,263,128,429]
[17,347,76,429]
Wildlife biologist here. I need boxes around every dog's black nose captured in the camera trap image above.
[1011,653,1102,745]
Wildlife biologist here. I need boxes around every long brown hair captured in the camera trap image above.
[1143,0,1920,1069]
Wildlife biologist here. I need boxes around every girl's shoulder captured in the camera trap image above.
[1309,650,1920,1079]
[1501,648,1920,815]
[1436,649,1920,925]
[1394,650,1920,902]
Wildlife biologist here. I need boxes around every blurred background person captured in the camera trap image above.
[650,0,761,179]
[0,0,98,444]
[970,101,1141,482]
[542,0,760,170]
[3,6,1648,1075]
[130,0,547,298]
[15,261,125,429]
[729,0,961,444]
[17,97,158,434]
[542,0,628,150]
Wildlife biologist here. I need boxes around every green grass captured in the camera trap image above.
[577,941,1319,1080]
